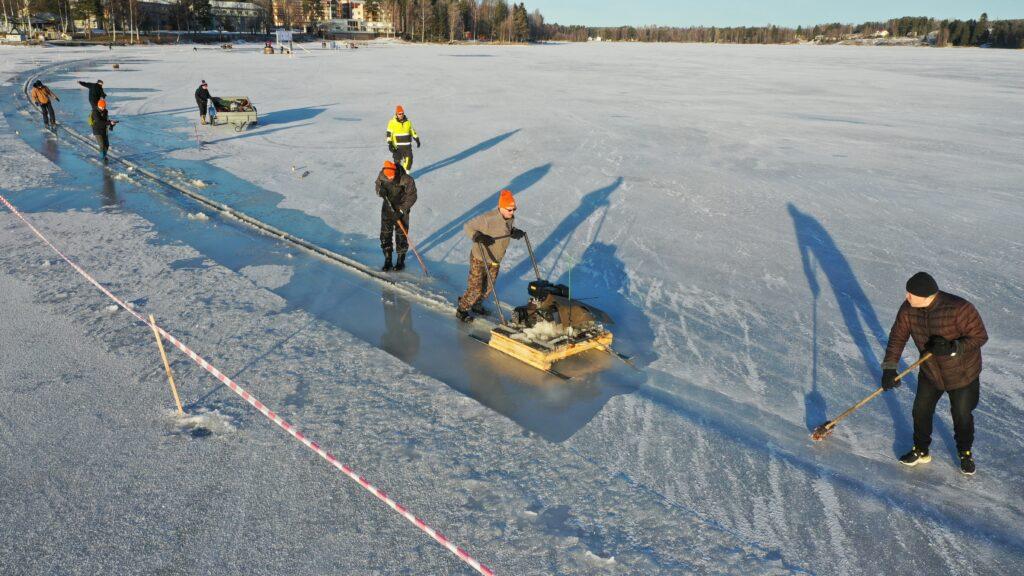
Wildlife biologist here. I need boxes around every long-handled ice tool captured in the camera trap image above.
[811,353,933,441]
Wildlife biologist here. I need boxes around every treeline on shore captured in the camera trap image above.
[383,2,1023,49]
[541,14,1024,48]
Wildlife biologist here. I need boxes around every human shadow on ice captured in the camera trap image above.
[494,177,654,364]
[412,129,519,180]
[788,203,955,458]
[417,162,551,257]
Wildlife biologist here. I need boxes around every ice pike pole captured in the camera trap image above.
[811,353,933,442]
[386,197,429,276]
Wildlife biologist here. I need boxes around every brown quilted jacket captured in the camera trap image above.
[883,291,988,390]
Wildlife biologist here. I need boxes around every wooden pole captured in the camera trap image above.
[811,353,933,441]
[149,314,183,414]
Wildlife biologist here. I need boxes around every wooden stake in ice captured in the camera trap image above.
[150,314,183,414]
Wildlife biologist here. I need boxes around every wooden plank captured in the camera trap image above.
[487,329,614,372]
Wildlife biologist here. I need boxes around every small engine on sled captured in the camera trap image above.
[511,280,611,337]
[485,258,615,374]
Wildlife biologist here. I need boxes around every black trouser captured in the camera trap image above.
[912,376,980,452]
[94,132,109,156]
[380,203,409,255]
[392,147,413,171]
[197,100,208,116]
[39,102,55,125]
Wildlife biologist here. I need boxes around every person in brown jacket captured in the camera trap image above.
[31,80,60,128]
[455,189,524,322]
[882,271,988,475]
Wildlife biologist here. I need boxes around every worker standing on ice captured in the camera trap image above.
[375,160,418,272]
[30,80,60,128]
[456,189,525,322]
[90,99,117,160]
[386,105,420,172]
[881,272,988,475]
[195,80,213,125]
[78,79,106,109]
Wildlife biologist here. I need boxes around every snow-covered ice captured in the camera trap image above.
[1,41,1023,575]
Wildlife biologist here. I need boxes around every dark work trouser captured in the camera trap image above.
[39,102,55,125]
[458,257,499,312]
[912,376,980,452]
[392,146,413,171]
[379,202,409,255]
[94,132,109,156]
[197,101,208,117]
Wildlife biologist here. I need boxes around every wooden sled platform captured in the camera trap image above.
[487,325,613,372]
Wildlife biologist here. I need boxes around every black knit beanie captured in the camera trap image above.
[906,272,938,297]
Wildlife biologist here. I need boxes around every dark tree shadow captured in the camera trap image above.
[417,162,552,256]
[788,203,955,457]
[412,129,519,179]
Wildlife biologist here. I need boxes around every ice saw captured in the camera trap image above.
[479,232,618,375]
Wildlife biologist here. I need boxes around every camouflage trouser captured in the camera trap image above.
[458,257,500,311]
[380,202,409,255]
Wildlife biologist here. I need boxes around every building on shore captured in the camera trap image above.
[270,0,392,36]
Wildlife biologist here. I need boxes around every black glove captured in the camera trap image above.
[388,143,396,153]
[925,335,957,356]
[415,137,421,148]
[510,227,525,240]
[881,368,900,390]
[472,231,495,246]
[395,208,405,219]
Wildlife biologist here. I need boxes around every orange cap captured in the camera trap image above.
[97,99,107,109]
[383,160,397,178]
[395,105,404,115]
[498,189,516,210]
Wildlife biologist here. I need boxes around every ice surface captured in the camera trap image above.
[2,42,1023,575]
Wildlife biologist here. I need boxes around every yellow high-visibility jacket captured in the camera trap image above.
[386,117,419,148]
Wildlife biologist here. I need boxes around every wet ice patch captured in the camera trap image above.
[187,211,210,221]
[167,408,235,438]
[240,264,293,290]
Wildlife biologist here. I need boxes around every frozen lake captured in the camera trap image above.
[2,41,1023,574]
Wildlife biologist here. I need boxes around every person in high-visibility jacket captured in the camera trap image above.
[385,105,420,172]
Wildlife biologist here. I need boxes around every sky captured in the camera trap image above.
[523,1,1024,28]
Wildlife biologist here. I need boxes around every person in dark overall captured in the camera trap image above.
[374,160,418,272]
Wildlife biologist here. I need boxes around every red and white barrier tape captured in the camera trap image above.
[0,193,495,576]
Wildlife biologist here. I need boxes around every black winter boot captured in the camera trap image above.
[898,446,931,466]
[394,253,406,271]
[455,308,473,323]
[959,450,976,475]
[381,251,393,272]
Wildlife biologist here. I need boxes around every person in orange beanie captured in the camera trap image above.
[456,189,525,322]
[375,160,418,271]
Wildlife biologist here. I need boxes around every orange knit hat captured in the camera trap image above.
[97,99,107,109]
[383,160,397,178]
[395,105,404,115]
[498,189,515,210]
